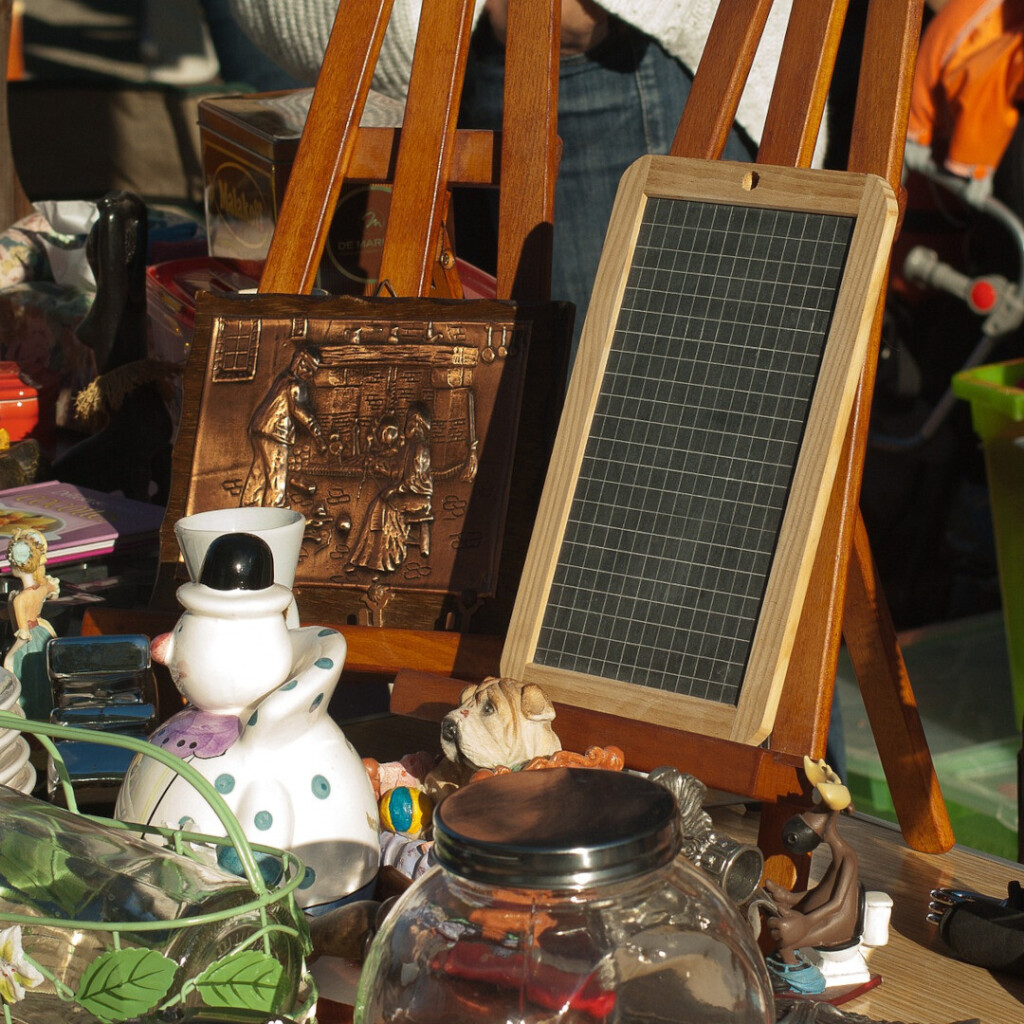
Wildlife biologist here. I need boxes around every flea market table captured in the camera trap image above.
[80,610,1022,1023]
[327,714,1024,1024]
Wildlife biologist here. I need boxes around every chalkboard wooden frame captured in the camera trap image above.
[502,157,897,746]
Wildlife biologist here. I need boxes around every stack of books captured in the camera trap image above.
[0,480,166,571]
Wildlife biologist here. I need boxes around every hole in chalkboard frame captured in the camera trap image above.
[742,170,759,190]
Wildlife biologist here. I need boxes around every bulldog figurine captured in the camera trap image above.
[424,677,562,801]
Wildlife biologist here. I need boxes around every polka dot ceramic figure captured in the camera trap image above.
[115,532,380,912]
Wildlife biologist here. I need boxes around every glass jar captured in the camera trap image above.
[0,785,314,1024]
[355,767,773,1024]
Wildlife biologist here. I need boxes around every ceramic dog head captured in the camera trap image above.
[439,676,561,770]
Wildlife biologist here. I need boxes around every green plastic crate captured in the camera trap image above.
[836,614,1019,859]
[953,358,1024,725]
[845,737,1018,862]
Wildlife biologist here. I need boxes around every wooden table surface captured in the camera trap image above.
[315,714,1024,1024]
[733,810,1024,1023]
[77,609,1022,1022]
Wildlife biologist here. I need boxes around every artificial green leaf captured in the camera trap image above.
[75,947,177,1023]
[194,949,285,1012]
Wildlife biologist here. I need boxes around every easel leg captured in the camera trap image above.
[759,800,809,891]
[843,512,954,853]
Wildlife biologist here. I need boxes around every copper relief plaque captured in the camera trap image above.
[181,296,532,629]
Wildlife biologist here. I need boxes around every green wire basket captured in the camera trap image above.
[0,707,318,1024]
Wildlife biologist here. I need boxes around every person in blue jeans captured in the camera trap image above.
[457,6,756,365]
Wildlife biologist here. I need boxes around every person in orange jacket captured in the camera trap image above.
[906,0,1024,197]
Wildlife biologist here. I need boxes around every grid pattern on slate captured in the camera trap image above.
[535,196,855,706]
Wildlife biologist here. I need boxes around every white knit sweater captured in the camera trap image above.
[227,0,825,163]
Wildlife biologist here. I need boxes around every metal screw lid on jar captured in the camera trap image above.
[432,767,680,889]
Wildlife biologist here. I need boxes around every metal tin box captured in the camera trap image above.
[198,89,401,293]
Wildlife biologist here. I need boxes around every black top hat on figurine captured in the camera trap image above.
[199,532,276,591]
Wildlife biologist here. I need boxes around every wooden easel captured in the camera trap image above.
[389,0,953,881]
[144,0,952,876]
[150,0,566,611]
[665,0,953,873]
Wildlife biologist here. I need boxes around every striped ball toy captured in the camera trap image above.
[379,785,433,838]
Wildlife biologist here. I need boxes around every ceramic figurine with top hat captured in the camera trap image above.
[115,530,380,913]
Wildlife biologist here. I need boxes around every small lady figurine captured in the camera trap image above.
[4,528,60,720]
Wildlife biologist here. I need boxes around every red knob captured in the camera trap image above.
[970,279,998,312]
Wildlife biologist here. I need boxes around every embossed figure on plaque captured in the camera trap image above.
[241,343,328,508]
[335,412,403,535]
[346,402,433,574]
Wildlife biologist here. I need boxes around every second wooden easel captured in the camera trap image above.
[145,0,953,879]
[391,0,954,882]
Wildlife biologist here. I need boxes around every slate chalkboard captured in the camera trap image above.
[503,157,897,745]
